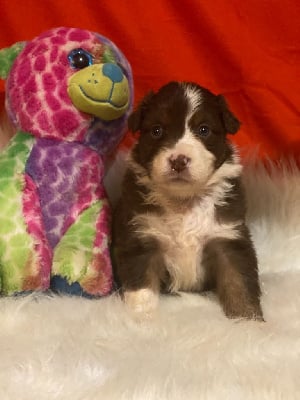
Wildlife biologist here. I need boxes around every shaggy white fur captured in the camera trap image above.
[0,157,300,400]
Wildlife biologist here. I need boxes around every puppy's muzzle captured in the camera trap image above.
[169,154,191,173]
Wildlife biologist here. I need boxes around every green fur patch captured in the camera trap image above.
[102,46,116,64]
[0,131,36,294]
[52,201,102,284]
[0,42,25,79]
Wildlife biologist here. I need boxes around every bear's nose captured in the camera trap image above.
[102,63,124,83]
[169,154,191,173]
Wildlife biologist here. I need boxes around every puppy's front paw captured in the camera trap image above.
[123,288,159,321]
[223,301,264,321]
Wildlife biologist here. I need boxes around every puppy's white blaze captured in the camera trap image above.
[151,129,215,195]
[124,288,159,315]
[182,83,203,114]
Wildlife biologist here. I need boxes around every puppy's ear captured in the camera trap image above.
[217,95,241,134]
[128,91,155,133]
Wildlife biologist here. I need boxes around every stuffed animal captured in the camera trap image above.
[0,27,133,297]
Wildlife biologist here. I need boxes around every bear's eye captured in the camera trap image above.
[68,48,93,69]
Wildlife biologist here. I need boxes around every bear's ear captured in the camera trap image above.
[128,90,155,133]
[0,42,26,80]
[217,95,241,134]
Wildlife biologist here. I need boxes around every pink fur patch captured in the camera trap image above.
[23,174,52,289]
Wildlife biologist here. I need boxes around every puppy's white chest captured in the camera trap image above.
[134,201,219,291]
[158,204,216,291]
[133,199,240,292]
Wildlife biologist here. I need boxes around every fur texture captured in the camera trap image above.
[0,108,14,149]
[113,82,262,320]
[0,158,299,399]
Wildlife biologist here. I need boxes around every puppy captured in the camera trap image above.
[112,81,263,320]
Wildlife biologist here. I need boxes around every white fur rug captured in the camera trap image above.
[0,157,300,400]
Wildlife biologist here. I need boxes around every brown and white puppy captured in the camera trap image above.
[112,81,263,320]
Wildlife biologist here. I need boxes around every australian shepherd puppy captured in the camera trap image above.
[112,81,263,321]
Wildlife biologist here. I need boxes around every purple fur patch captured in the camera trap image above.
[26,139,104,249]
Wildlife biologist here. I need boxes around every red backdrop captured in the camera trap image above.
[0,0,299,160]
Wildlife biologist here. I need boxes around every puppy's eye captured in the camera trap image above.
[197,125,210,137]
[151,125,164,138]
[68,48,93,69]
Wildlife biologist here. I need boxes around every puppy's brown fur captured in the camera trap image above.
[112,82,263,320]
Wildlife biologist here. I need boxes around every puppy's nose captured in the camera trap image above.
[169,154,191,173]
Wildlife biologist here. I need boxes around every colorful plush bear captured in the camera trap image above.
[0,27,133,297]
